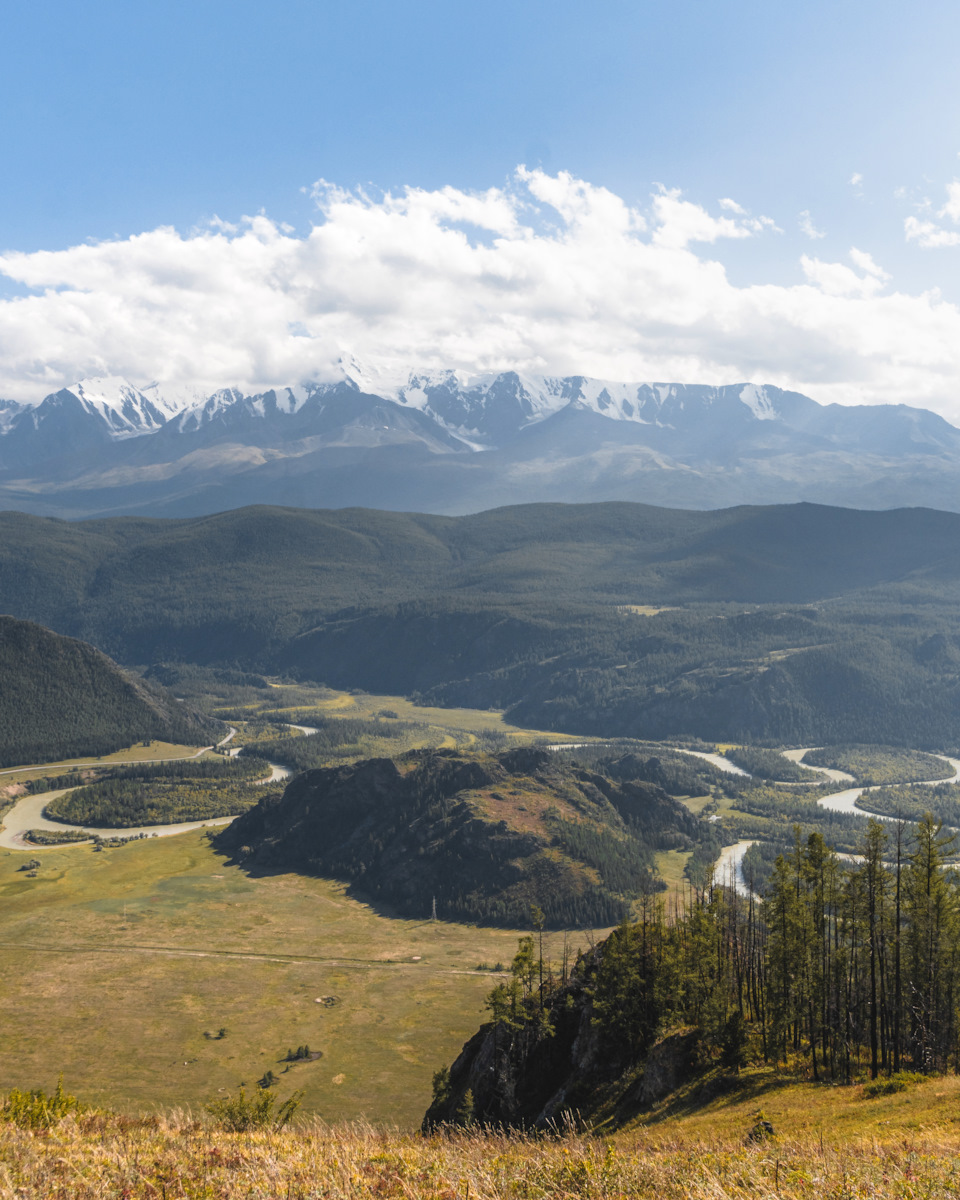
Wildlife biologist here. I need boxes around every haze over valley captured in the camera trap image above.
[4,370,960,516]
[5,2,960,1192]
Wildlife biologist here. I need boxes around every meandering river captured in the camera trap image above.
[805,751,960,819]
[0,725,301,851]
[709,748,960,895]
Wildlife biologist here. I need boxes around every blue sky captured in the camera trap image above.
[2,0,960,414]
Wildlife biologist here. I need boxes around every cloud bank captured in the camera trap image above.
[2,168,960,420]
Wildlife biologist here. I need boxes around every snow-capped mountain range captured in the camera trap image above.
[0,370,807,447]
[2,367,960,518]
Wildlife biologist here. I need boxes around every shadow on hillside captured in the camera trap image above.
[209,841,486,928]
[636,1069,809,1127]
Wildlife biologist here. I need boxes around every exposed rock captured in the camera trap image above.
[422,952,706,1131]
[633,1030,701,1105]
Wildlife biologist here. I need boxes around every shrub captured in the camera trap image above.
[454,1088,475,1128]
[1,1076,85,1129]
[206,1086,303,1131]
[862,1071,926,1098]
[431,1066,451,1109]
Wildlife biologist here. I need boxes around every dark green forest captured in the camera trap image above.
[2,501,960,748]
[856,784,960,826]
[572,745,948,860]
[0,615,218,767]
[217,748,702,928]
[426,815,960,1129]
[721,746,815,781]
[45,756,273,827]
[564,747,734,796]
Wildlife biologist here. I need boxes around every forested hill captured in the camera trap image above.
[1,502,960,662]
[216,748,700,928]
[0,616,219,767]
[425,817,960,1131]
[2,501,960,746]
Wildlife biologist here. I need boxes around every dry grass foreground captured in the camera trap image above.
[2,1112,960,1198]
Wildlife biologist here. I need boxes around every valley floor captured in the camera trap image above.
[0,830,574,1125]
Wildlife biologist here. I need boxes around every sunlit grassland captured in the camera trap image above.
[653,848,693,895]
[0,831,576,1126]
[224,682,592,746]
[675,792,722,816]
[4,1089,960,1199]
[626,1063,960,1144]
[0,740,211,786]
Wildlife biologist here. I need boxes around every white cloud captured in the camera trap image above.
[939,180,960,223]
[799,249,889,300]
[850,172,863,187]
[2,168,960,420]
[799,210,826,240]
[904,179,960,248]
[848,248,889,280]
[718,197,746,214]
[649,187,755,248]
[905,215,960,249]
[800,254,887,298]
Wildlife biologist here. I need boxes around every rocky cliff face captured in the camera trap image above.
[422,947,703,1130]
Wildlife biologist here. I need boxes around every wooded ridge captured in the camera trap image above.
[0,615,218,767]
[217,748,702,928]
[425,816,960,1129]
[2,500,960,746]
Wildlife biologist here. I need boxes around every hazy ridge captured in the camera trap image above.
[2,500,959,747]
[4,373,960,516]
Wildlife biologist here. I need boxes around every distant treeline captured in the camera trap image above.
[240,718,429,771]
[4,505,960,749]
[858,784,960,827]
[45,756,272,828]
[722,746,815,782]
[804,745,952,785]
[561,748,733,798]
[23,770,95,795]
[25,828,90,845]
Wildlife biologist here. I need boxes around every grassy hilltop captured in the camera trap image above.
[4,1097,960,1199]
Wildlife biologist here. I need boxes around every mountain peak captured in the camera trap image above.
[4,368,960,517]
[60,376,173,437]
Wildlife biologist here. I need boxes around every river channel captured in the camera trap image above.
[710,748,960,896]
[0,724,314,851]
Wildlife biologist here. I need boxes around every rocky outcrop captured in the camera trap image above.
[422,949,704,1130]
[217,748,700,927]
